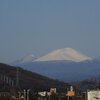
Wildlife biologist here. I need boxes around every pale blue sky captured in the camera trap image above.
[0,0,100,63]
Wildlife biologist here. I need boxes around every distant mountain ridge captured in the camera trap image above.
[11,48,100,82]
[16,59,100,82]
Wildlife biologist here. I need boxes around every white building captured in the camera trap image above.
[38,91,51,96]
[87,90,100,100]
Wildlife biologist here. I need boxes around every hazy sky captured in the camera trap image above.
[0,0,100,63]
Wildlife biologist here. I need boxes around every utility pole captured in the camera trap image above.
[16,67,19,88]
[24,90,26,100]
[27,89,30,100]
[67,95,69,100]
[67,88,69,100]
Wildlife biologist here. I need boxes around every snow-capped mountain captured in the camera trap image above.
[11,54,36,65]
[35,48,92,62]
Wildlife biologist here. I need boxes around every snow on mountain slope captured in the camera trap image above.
[21,54,36,63]
[35,48,92,62]
[11,54,36,65]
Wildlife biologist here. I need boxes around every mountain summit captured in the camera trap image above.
[35,48,92,62]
